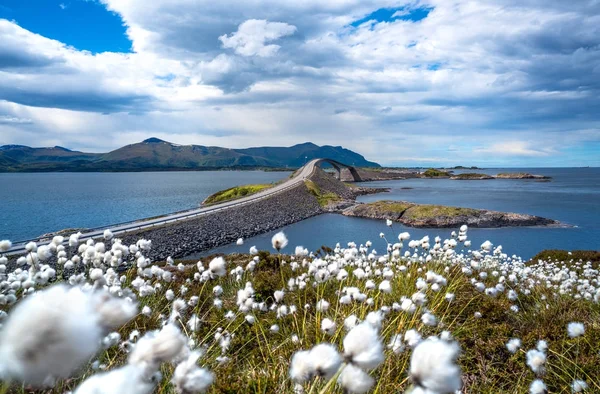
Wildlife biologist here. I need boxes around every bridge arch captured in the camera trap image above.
[314,158,362,182]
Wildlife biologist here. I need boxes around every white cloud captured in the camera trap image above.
[475,141,557,157]
[0,0,599,166]
[219,19,297,57]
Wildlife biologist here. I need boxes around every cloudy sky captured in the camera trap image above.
[0,0,599,167]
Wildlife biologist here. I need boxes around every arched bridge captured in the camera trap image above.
[313,158,362,182]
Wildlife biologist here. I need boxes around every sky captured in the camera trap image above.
[0,0,599,167]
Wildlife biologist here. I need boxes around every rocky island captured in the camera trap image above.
[341,200,559,228]
[495,172,551,180]
[450,173,494,180]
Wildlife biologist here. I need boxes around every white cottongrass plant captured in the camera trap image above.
[271,231,289,252]
[409,337,462,394]
[567,322,585,338]
[0,284,136,386]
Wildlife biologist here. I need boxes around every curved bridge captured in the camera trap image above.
[4,158,360,255]
[314,158,362,182]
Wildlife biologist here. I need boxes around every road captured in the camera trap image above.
[4,159,322,255]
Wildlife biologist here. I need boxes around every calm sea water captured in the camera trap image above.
[0,171,290,241]
[204,168,600,260]
[2,168,598,259]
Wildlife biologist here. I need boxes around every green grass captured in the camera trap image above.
[203,184,272,205]
[304,180,342,207]
[497,172,530,176]
[422,168,451,177]
[451,173,492,179]
[362,200,414,213]
[530,250,600,265]
[5,250,600,393]
[403,204,479,219]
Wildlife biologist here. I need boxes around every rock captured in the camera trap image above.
[450,173,494,180]
[342,200,559,228]
[494,173,551,180]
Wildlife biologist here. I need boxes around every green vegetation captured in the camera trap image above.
[422,168,451,177]
[363,200,414,213]
[530,250,600,265]
[403,204,479,219]
[451,173,493,179]
[203,184,272,205]
[450,166,481,169]
[304,180,341,207]
[6,250,600,393]
[497,172,529,176]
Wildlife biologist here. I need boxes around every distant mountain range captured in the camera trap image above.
[0,138,380,172]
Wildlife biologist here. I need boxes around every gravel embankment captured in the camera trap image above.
[118,182,322,260]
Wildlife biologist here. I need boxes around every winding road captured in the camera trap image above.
[4,159,340,255]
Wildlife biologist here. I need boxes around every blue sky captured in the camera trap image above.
[0,0,599,167]
[0,0,131,53]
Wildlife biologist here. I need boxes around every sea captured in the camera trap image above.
[1,168,598,259]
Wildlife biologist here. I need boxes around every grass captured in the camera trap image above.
[361,200,414,214]
[497,172,531,176]
[422,168,451,177]
[304,180,342,207]
[451,173,492,179]
[530,250,600,265]
[355,201,478,219]
[402,204,479,219]
[203,184,272,205]
[3,247,600,393]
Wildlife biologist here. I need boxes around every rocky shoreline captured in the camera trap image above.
[340,167,552,182]
[341,200,560,228]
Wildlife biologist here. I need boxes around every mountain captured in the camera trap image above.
[0,138,380,172]
[235,142,380,168]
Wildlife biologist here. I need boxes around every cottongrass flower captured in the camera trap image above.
[103,229,113,240]
[526,349,546,374]
[337,363,374,394]
[421,312,437,327]
[404,329,422,348]
[249,246,258,255]
[506,338,522,354]
[208,257,227,277]
[316,299,330,312]
[388,334,405,354]
[529,379,547,394]
[0,239,11,252]
[271,231,289,252]
[344,315,360,331]
[172,351,214,393]
[409,338,462,394]
[321,318,337,335]
[343,323,384,370]
[76,324,186,394]
[290,350,314,383]
[309,343,342,379]
[571,379,588,393]
[0,284,136,386]
[567,322,585,338]
[74,364,157,394]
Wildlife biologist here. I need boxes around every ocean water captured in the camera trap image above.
[203,168,600,260]
[0,171,290,241]
[1,168,598,259]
